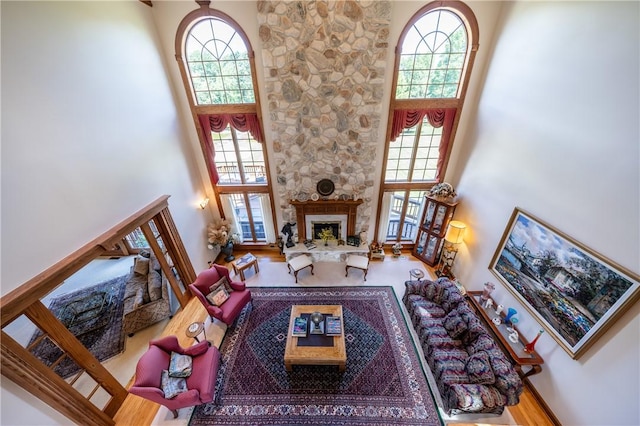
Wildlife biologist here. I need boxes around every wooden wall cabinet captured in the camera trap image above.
[413,195,459,266]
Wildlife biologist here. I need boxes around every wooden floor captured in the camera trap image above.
[114,250,557,426]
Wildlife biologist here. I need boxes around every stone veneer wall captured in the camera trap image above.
[257,0,391,233]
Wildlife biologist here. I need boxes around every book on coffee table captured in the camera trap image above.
[325,315,342,336]
[292,316,308,337]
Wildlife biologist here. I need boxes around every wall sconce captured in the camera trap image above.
[199,198,210,209]
[436,220,466,279]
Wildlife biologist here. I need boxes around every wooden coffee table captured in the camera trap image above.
[284,305,346,372]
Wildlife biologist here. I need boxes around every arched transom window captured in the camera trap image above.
[185,17,255,105]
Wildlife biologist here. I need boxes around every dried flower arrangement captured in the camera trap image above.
[428,182,457,199]
[207,219,240,249]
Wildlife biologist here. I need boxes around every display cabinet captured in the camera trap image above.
[413,195,459,266]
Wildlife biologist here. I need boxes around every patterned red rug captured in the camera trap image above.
[189,286,442,425]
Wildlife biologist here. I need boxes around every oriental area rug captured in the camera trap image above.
[28,275,128,378]
[189,286,442,426]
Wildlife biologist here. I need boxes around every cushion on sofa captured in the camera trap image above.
[133,288,146,309]
[466,351,496,385]
[446,383,506,414]
[134,256,150,275]
[150,255,161,272]
[443,310,467,339]
[148,269,163,301]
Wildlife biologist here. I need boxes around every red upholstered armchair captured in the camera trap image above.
[189,264,252,325]
[129,335,220,418]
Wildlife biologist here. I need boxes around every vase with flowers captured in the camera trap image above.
[207,219,240,262]
[317,227,336,246]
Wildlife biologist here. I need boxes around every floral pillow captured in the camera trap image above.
[466,351,496,385]
[206,286,229,306]
[168,352,192,378]
[161,370,188,399]
[210,276,234,294]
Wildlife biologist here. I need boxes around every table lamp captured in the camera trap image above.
[436,221,466,278]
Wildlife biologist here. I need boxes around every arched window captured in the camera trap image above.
[176,5,276,245]
[376,2,478,244]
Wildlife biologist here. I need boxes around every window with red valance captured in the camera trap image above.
[376,2,479,244]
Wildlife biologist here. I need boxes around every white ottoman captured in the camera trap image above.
[345,254,369,281]
[287,255,314,283]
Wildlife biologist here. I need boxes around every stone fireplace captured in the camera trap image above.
[258,1,392,235]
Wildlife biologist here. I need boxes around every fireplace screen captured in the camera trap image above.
[311,222,341,241]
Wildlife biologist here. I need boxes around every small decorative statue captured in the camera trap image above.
[484,298,494,310]
[281,222,296,248]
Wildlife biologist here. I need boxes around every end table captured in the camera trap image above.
[186,322,207,343]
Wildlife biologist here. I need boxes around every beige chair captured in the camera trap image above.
[287,255,314,283]
[345,254,369,281]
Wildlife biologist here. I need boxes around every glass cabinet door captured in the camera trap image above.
[423,200,436,229]
[432,205,447,235]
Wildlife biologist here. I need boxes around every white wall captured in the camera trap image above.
[453,2,640,425]
[0,1,212,424]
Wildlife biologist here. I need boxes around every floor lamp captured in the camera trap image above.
[436,221,466,279]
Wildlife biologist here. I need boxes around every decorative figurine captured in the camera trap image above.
[481,282,495,302]
[484,299,494,310]
[496,304,505,315]
[524,329,544,353]
[281,222,296,248]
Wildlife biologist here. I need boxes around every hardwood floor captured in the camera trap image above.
[114,250,557,426]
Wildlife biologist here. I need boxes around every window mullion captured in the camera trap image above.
[406,119,423,183]
[230,128,246,184]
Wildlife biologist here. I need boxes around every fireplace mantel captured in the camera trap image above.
[289,199,363,241]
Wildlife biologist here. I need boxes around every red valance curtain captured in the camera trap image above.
[198,113,265,184]
[390,108,456,180]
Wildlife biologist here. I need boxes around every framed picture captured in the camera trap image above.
[490,208,640,359]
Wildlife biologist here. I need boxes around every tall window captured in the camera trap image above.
[377,3,478,243]
[176,7,275,244]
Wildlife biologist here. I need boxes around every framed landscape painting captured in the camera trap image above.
[490,208,640,359]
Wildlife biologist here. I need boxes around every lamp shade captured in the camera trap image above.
[444,221,466,244]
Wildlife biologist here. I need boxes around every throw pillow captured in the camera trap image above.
[133,256,150,276]
[443,310,467,339]
[206,286,230,307]
[150,255,161,272]
[133,287,145,309]
[466,351,496,385]
[147,269,163,301]
[210,276,234,294]
[168,352,193,378]
[160,370,188,399]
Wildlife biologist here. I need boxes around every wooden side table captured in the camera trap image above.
[466,291,544,377]
[185,322,207,343]
[231,253,259,281]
